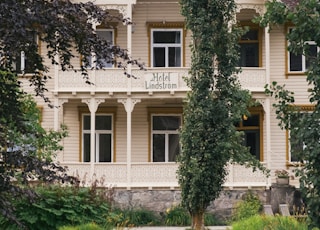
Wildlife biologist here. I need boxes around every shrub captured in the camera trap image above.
[59,223,105,230]
[106,208,161,227]
[0,184,110,229]
[232,191,262,222]
[165,205,191,226]
[232,215,308,230]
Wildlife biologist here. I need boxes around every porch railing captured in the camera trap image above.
[61,162,268,189]
[57,67,266,93]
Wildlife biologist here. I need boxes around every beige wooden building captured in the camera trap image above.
[21,0,307,190]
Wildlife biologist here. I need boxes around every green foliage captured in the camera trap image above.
[258,0,320,227]
[59,223,105,230]
[232,215,308,230]
[178,1,267,228]
[0,185,110,230]
[232,192,262,222]
[165,205,191,226]
[164,205,222,226]
[106,208,161,227]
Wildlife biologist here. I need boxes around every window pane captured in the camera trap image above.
[96,30,113,68]
[84,115,90,130]
[239,43,259,67]
[244,131,260,160]
[169,47,181,67]
[83,134,90,162]
[96,115,112,130]
[153,47,165,67]
[290,53,302,71]
[241,30,258,41]
[99,134,111,162]
[306,44,317,70]
[169,134,180,162]
[153,31,181,43]
[153,134,165,162]
[243,115,259,126]
[153,116,180,130]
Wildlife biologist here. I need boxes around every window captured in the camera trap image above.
[82,114,113,162]
[15,31,38,73]
[151,29,182,67]
[239,27,261,67]
[287,106,313,163]
[87,29,114,68]
[236,108,263,161]
[287,28,318,73]
[151,115,181,162]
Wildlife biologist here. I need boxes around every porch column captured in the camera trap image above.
[127,3,133,91]
[118,98,141,189]
[265,24,272,187]
[53,98,68,162]
[82,98,105,179]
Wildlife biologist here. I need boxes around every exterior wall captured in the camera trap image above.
[18,0,307,189]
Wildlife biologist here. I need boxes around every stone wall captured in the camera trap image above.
[112,189,269,222]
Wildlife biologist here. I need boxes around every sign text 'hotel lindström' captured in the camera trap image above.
[145,72,178,90]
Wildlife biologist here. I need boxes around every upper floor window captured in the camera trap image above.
[151,114,181,162]
[151,29,182,67]
[239,27,261,67]
[236,107,263,161]
[87,28,114,69]
[287,28,318,73]
[15,31,38,74]
[82,114,113,162]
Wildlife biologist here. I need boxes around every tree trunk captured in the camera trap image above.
[191,211,205,230]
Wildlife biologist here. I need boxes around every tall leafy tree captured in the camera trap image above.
[178,1,266,229]
[0,0,141,226]
[258,0,320,228]
[0,0,142,103]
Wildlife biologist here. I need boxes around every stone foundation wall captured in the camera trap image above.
[112,189,269,221]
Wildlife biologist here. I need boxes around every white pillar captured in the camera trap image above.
[265,25,272,187]
[82,98,105,179]
[127,3,133,92]
[118,98,141,189]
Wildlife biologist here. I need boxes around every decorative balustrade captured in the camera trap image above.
[61,162,268,189]
[57,68,266,93]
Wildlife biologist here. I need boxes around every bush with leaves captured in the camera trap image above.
[232,215,308,230]
[232,192,262,222]
[0,184,110,230]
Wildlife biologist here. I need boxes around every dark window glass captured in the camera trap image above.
[239,43,259,67]
[153,31,181,43]
[169,134,180,161]
[290,53,302,71]
[83,134,90,162]
[96,115,112,130]
[153,134,165,162]
[243,115,259,126]
[153,47,165,67]
[99,134,111,162]
[244,131,260,160]
[169,47,181,67]
[153,116,180,130]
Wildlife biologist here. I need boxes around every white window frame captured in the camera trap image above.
[87,28,114,69]
[151,28,183,68]
[151,114,181,162]
[82,114,113,162]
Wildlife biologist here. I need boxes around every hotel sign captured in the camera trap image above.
[144,72,179,90]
